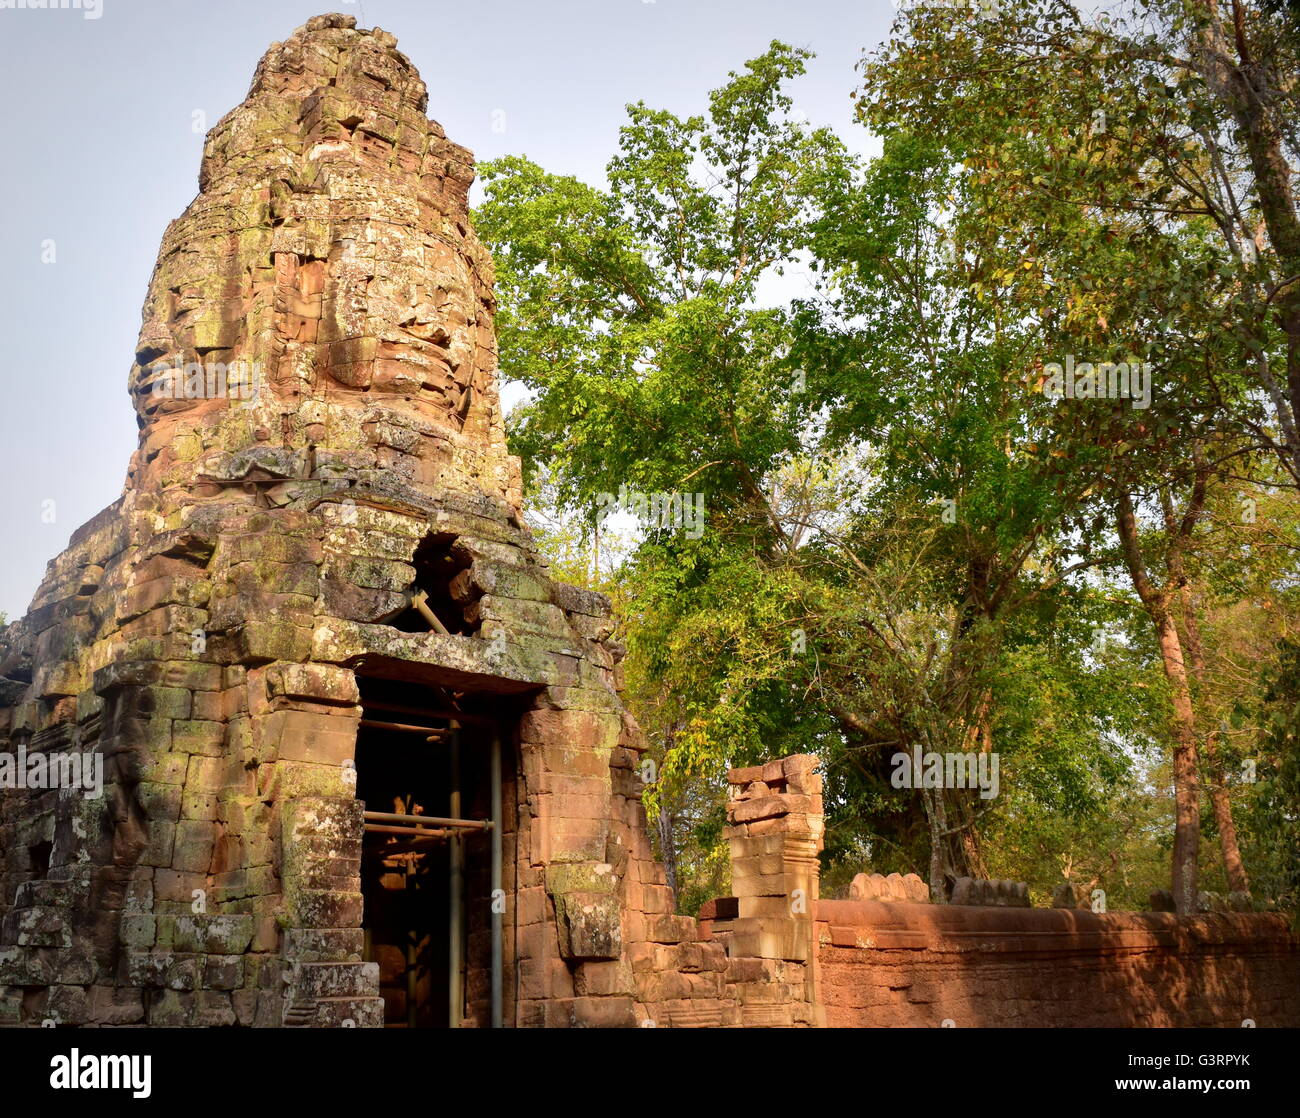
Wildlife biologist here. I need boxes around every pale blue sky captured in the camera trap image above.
[0,0,891,619]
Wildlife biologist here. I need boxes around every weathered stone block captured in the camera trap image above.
[556,892,622,960]
[171,719,225,757]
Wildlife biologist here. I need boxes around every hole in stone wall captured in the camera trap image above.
[390,532,479,636]
[28,841,51,880]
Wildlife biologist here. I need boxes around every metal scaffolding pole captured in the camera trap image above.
[405,859,417,1030]
[490,728,503,1028]
[448,721,463,1029]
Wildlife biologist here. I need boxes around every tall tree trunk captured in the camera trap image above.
[1200,724,1248,894]
[657,799,678,904]
[656,719,682,906]
[950,789,988,879]
[925,786,949,901]
[1179,583,1250,894]
[1118,491,1202,915]
[1155,610,1203,916]
[923,786,987,901]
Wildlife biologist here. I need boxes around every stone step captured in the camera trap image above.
[282,999,316,1028]
[290,960,380,1000]
[312,996,385,1028]
[284,927,364,962]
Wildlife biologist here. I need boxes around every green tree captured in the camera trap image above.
[478,17,1300,914]
[860,0,1300,910]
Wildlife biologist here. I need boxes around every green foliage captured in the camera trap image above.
[476,41,854,521]
[477,10,1300,914]
[1245,640,1300,917]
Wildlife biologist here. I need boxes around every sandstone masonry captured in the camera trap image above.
[1,13,1296,1030]
[0,15,820,1029]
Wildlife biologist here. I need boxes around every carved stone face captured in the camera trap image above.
[126,14,516,509]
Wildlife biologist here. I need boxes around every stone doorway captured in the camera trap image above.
[353,675,506,1027]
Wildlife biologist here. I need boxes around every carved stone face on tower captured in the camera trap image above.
[127,13,518,508]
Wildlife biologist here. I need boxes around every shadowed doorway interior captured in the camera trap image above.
[354,675,504,1027]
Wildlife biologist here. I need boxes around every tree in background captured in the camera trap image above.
[477,17,1300,916]
[475,43,855,900]
[863,0,1299,913]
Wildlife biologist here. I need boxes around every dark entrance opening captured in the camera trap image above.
[353,674,507,1027]
[27,841,51,880]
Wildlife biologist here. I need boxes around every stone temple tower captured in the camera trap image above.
[0,11,830,1030]
[1,13,826,1029]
